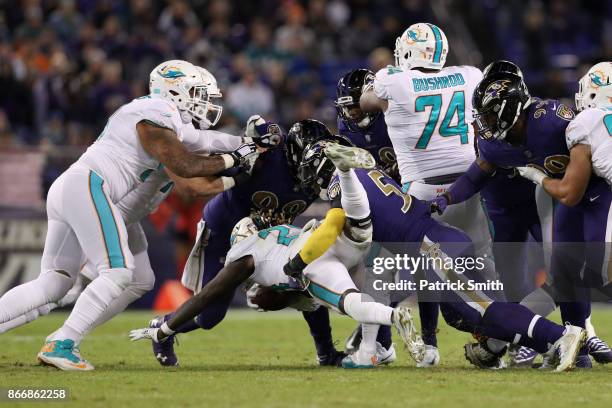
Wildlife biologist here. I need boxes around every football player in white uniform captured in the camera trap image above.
[0,120,258,336]
[0,60,261,370]
[359,23,495,365]
[129,143,424,368]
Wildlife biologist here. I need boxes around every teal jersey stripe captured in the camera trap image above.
[89,171,126,268]
[426,23,443,64]
[308,282,341,308]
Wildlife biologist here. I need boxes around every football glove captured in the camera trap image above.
[428,194,449,215]
[245,115,282,148]
[229,142,258,167]
[516,166,547,185]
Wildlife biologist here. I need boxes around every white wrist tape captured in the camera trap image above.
[221,154,234,169]
[221,176,236,191]
[160,322,176,336]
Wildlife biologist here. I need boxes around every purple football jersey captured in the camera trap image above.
[337,116,399,181]
[477,98,574,177]
[204,148,315,235]
[328,168,434,242]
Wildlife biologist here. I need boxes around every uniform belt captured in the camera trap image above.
[419,172,464,185]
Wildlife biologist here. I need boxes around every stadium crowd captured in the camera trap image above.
[0,0,608,150]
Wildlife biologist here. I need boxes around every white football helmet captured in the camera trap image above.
[575,61,612,111]
[394,23,448,71]
[230,217,259,246]
[149,60,223,128]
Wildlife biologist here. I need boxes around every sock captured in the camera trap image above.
[302,307,334,355]
[170,312,200,334]
[338,169,370,220]
[361,324,379,355]
[51,275,124,343]
[343,292,393,325]
[519,286,557,317]
[418,302,439,347]
[585,315,596,338]
[480,302,564,354]
[559,301,590,328]
[0,272,72,323]
[376,325,392,349]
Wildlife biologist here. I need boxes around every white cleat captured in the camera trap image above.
[416,345,440,368]
[392,305,425,363]
[547,325,587,372]
[324,143,376,171]
[341,347,377,369]
[37,339,94,371]
[375,342,397,366]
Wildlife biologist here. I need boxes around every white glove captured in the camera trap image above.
[244,115,282,148]
[516,166,547,185]
[129,327,159,342]
[245,283,266,312]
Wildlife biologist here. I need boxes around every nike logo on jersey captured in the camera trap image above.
[590,195,600,202]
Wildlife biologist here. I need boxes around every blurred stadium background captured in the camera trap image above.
[0,0,610,308]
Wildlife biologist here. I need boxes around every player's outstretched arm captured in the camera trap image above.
[137,121,253,178]
[129,256,255,343]
[166,168,248,200]
[518,144,592,206]
[283,208,346,278]
[429,158,496,214]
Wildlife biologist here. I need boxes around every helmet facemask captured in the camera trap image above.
[187,85,223,129]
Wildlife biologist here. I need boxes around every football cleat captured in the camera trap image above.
[149,316,179,367]
[341,348,377,369]
[464,342,506,369]
[375,342,397,366]
[392,305,425,363]
[416,345,440,368]
[508,345,537,367]
[575,353,593,369]
[545,325,586,372]
[324,143,376,171]
[586,336,612,364]
[344,325,362,354]
[37,339,94,371]
[317,348,346,367]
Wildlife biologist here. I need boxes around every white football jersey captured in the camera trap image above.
[77,96,184,202]
[225,224,314,288]
[77,95,244,205]
[565,107,612,185]
[374,65,483,183]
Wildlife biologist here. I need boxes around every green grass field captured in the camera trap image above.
[1,308,611,408]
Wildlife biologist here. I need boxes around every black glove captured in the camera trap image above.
[229,142,258,167]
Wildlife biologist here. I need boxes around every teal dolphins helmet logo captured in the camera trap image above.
[589,71,610,88]
[406,29,427,43]
[157,66,186,80]
[576,62,612,111]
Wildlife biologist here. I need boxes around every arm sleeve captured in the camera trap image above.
[446,161,490,204]
[181,127,245,154]
[297,208,346,264]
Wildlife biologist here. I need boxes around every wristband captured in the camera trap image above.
[221,176,236,191]
[221,154,235,169]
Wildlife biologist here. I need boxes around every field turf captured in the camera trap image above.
[1,308,611,408]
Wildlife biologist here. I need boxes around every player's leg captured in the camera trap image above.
[580,184,612,363]
[0,174,82,327]
[86,223,155,331]
[40,169,135,370]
